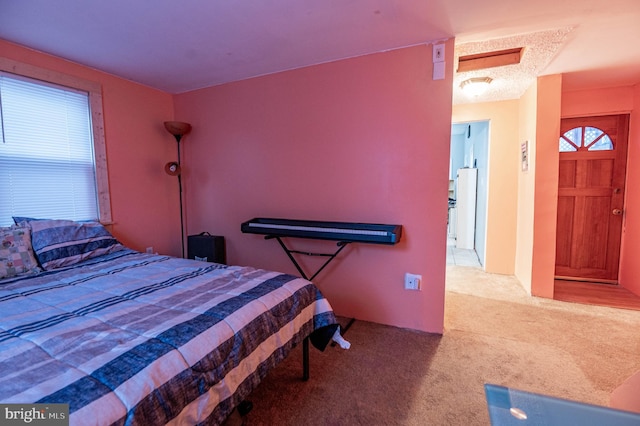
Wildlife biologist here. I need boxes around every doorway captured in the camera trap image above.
[555,114,630,284]
[448,121,489,267]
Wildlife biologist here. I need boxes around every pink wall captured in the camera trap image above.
[561,87,634,117]
[621,84,640,294]
[174,43,455,333]
[531,75,562,298]
[1,40,181,256]
[561,85,638,293]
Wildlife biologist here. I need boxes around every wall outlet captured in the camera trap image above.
[146,247,153,254]
[404,273,422,290]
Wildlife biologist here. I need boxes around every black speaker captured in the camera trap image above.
[187,233,226,264]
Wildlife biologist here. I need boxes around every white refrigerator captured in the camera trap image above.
[456,168,477,250]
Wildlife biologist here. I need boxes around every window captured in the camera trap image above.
[0,58,111,227]
[559,126,614,152]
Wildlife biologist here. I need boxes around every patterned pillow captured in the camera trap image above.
[14,218,126,270]
[0,225,42,279]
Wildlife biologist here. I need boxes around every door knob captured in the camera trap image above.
[612,209,623,215]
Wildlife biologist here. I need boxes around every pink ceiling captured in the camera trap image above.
[1,0,639,96]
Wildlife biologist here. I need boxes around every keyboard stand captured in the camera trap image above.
[266,235,357,341]
[267,235,350,281]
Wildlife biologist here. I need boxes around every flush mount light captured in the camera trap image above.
[460,77,493,96]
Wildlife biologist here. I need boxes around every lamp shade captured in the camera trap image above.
[164,121,192,137]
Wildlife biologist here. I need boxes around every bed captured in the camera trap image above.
[0,219,340,425]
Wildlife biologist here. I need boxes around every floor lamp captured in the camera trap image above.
[164,121,192,258]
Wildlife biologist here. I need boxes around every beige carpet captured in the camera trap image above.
[237,265,640,425]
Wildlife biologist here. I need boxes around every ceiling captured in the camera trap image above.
[1,0,639,104]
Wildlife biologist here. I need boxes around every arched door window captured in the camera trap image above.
[559,126,614,152]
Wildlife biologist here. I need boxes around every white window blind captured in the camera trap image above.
[0,72,99,227]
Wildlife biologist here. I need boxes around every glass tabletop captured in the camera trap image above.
[485,383,640,425]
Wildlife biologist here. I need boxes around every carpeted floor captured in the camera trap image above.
[237,265,640,425]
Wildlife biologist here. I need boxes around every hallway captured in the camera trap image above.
[444,254,640,313]
[446,237,480,267]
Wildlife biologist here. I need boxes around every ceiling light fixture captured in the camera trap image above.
[460,77,493,96]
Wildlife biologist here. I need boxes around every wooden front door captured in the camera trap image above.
[555,114,629,283]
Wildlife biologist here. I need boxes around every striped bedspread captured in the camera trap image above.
[0,250,338,425]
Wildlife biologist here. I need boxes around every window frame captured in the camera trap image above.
[559,125,614,153]
[0,57,112,224]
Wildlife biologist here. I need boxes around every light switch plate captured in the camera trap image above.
[433,44,445,63]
